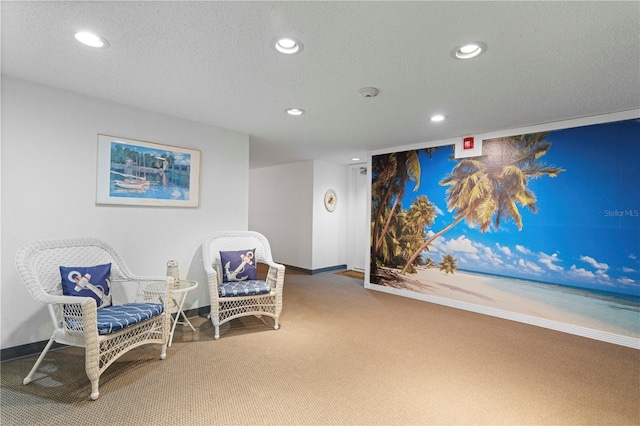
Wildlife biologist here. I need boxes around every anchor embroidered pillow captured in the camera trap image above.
[60,263,112,309]
[219,249,257,283]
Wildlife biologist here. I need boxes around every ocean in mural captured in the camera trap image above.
[370,118,640,339]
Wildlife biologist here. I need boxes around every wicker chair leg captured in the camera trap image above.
[160,344,167,360]
[214,322,220,340]
[90,380,100,400]
[274,318,279,330]
[85,342,100,400]
[23,336,55,385]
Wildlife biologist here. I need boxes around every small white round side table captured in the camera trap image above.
[145,279,198,347]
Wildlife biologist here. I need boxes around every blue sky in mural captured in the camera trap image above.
[398,119,640,297]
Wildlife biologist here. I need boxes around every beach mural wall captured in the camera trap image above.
[368,118,640,345]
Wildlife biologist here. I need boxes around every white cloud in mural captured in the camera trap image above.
[580,255,609,271]
[430,237,511,266]
[622,266,636,273]
[465,252,481,261]
[442,235,477,254]
[504,262,519,272]
[425,233,485,261]
[516,245,532,255]
[518,258,543,273]
[569,265,595,280]
[496,243,512,257]
[594,269,611,283]
[481,246,504,266]
[617,277,637,286]
[568,265,612,286]
[539,252,564,272]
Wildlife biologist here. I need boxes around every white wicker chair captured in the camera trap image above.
[202,231,285,339]
[14,237,172,400]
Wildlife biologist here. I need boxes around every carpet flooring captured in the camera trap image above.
[1,269,638,425]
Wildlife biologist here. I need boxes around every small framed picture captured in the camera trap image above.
[324,189,337,212]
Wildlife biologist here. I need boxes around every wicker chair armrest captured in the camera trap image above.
[204,268,220,286]
[204,267,223,304]
[203,260,219,282]
[202,261,216,274]
[263,261,285,270]
[34,293,94,306]
[264,262,285,288]
[55,296,99,334]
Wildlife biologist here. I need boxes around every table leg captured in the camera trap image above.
[178,309,196,331]
[168,292,188,347]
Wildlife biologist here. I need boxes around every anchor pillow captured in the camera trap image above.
[60,263,112,309]
[219,249,257,283]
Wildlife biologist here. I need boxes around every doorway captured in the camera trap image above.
[347,164,369,272]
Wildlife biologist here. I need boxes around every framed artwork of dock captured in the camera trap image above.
[96,134,201,207]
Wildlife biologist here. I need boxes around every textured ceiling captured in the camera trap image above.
[2,1,639,169]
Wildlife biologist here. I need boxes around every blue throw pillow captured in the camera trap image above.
[60,263,112,309]
[219,249,257,283]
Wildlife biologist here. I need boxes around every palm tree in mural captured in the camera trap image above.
[371,152,420,249]
[401,195,437,272]
[438,254,457,274]
[424,257,437,269]
[370,151,421,276]
[375,209,406,268]
[406,195,437,235]
[371,148,438,278]
[400,132,565,274]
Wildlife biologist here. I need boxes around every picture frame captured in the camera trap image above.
[324,189,337,212]
[96,134,201,207]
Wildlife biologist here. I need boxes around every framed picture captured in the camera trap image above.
[324,189,337,212]
[96,134,201,207]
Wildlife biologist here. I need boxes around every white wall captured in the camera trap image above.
[1,76,250,350]
[249,161,314,269]
[249,160,349,272]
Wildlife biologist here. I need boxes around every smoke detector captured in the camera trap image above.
[358,87,380,98]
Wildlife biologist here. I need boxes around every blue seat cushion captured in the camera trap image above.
[96,303,164,335]
[219,280,271,297]
[66,303,164,335]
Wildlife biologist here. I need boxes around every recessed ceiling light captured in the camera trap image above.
[272,37,304,54]
[452,42,486,59]
[351,157,361,161]
[74,31,109,48]
[286,108,305,116]
[430,114,446,122]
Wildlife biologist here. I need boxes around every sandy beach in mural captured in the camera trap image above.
[376,267,639,337]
